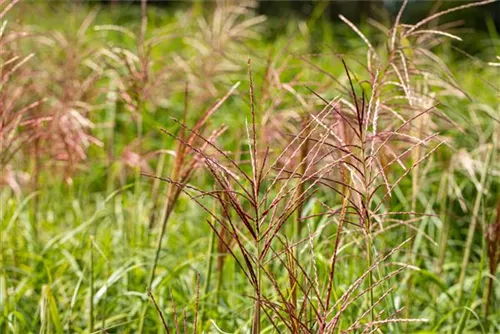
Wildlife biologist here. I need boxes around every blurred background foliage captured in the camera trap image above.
[17,0,500,54]
[94,0,500,32]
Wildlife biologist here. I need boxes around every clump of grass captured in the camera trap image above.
[2,0,499,332]
[153,52,438,331]
[0,0,42,195]
[147,1,499,331]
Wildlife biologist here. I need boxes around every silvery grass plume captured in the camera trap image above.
[176,0,265,100]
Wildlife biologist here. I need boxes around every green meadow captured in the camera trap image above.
[1,1,499,333]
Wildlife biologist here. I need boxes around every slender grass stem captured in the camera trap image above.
[200,214,216,328]
[148,153,166,230]
[89,236,94,333]
[458,145,492,303]
[253,239,261,334]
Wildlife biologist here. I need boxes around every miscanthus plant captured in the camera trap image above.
[0,0,42,195]
[1,0,498,333]
[144,1,498,333]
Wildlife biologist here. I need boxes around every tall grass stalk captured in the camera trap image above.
[484,198,500,330]
[457,145,493,302]
[88,236,94,333]
[146,82,240,288]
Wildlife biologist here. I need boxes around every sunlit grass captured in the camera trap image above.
[0,0,499,333]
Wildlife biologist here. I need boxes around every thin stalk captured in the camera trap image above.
[147,289,169,333]
[435,172,451,323]
[483,255,494,330]
[436,171,451,275]
[89,236,94,333]
[106,72,118,195]
[101,261,109,331]
[148,156,183,288]
[31,137,40,243]
[0,197,8,334]
[342,59,376,323]
[253,240,261,334]
[133,108,143,247]
[199,208,216,328]
[361,110,375,323]
[134,0,147,245]
[147,83,190,290]
[140,84,191,333]
[148,152,166,230]
[484,146,499,331]
[291,113,309,331]
[249,58,261,334]
[140,194,177,333]
[457,145,492,302]
[366,233,374,322]
[139,0,148,50]
[215,257,224,305]
[406,116,423,324]
[295,113,310,237]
